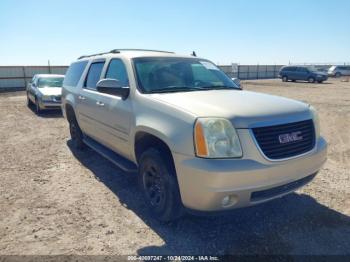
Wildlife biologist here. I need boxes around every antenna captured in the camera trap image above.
[192,51,197,57]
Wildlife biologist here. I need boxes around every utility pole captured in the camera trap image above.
[48,60,51,74]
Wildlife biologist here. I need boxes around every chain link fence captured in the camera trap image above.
[0,63,342,92]
[219,65,284,79]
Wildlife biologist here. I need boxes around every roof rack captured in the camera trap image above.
[110,49,174,54]
[78,49,174,60]
[77,49,120,60]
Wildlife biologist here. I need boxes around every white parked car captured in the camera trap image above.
[27,74,64,114]
[328,65,350,77]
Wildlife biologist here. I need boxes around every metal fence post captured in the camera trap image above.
[257,64,259,79]
[48,60,51,74]
[22,66,26,89]
[238,65,240,79]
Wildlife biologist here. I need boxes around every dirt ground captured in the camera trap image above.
[0,78,349,256]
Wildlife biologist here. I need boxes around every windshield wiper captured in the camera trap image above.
[148,86,207,93]
[200,85,238,90]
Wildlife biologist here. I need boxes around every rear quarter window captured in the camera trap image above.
[282,67,295,72]
[63,61,88,87]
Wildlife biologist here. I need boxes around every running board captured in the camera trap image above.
[83,136,138,173]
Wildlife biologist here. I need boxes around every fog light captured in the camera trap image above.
[222,196,230,206]
[221,195,238,208]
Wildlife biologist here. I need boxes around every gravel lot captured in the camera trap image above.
[0,78,349,256]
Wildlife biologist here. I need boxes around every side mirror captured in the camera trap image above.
[96,79,130,100]
[232,78,242,89]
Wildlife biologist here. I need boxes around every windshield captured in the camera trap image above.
[38,77,64,88]
[133,57,239,93]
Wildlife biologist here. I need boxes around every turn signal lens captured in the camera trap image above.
[194,121,208,157]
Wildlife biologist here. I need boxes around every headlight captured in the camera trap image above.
[42,95,52,101]
[194,118,242,158]
[310,106,320,138]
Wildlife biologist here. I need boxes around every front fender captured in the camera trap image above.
[132,110,196,160]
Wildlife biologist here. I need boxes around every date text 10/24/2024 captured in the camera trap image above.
[127,255,220,261]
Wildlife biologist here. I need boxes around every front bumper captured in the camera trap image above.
[39,99,61,109]
[316,75,328,81]
[173,132,327,212]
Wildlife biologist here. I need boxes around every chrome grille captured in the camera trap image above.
[252,120,315,160]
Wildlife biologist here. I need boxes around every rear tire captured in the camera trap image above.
[27,93,33,107]
[317,80,323,83]
[138,148,183,222]
[308,77,315,83]
[69,117,85,150]
[282,76,288,82]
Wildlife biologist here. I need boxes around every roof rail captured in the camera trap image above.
[110,49,174,54]
[77,49,120,60]
[78,49,174,59]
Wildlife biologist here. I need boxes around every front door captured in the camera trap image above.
[92,58,132,158]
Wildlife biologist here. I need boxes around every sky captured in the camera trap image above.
[0,0,349,65]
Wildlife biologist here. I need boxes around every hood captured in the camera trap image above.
[313,71,327,76]
[38,87,62,96]
[150,90,312,128]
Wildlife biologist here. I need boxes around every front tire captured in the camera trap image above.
[138,148,183,222]
[69,118,85,150]
[282,76,288,82]
[308,77,315,83]
[35,98,42,114]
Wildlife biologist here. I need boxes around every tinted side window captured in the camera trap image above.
[31,76,37,85]
[84,62,105,89]
[297,67,308,73]
[285,67,296,72]
[64,61,88,87]
[105,59,129,86]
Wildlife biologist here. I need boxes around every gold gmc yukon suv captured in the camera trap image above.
[62,49,327,221]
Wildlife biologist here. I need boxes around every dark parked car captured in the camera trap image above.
[279,66,328,83]
[328,65,350,77]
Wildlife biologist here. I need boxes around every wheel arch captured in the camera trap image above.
[65,103,76,123]
[133,129,175,167]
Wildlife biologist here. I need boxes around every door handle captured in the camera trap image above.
[96,101,105,106]
[78,95,86,100]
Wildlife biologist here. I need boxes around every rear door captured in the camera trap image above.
[76,60,106,141]
[296,67,308,80]
[287,67,297,80]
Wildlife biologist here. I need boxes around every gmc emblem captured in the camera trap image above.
[278,131,303,144]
